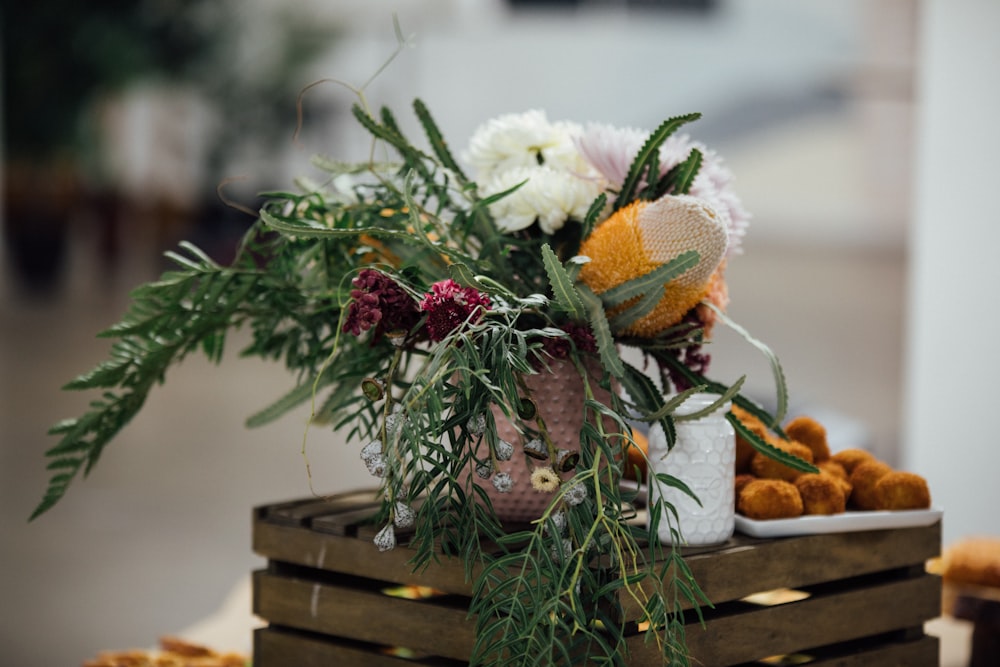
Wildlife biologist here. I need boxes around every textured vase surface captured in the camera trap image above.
[647,393,735,545]
[472,357,611,524]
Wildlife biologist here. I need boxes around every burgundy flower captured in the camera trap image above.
[419,279,491,342]
[343,269,421,340]
[540,322,598,360]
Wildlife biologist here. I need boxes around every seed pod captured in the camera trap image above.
[523,438,548,460]
[466,414,486,436]
[393,502,416,528]
[492,472,513,493]
[385,330,407,347]
[365,454,387,478]
[475,461,494,479]
[360,440,382,461]
[373,524,396,552]
[555,449,579,472]
[495,439,514,461]
[564,479,588,506]
[361,377,385,401]
[543,511,567,536]
[517,398,537,420]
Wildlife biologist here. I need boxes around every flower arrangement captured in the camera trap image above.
[33,57,813,666]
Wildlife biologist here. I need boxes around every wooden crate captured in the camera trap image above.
[252,490,942,666]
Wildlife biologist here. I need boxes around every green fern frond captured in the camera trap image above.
[598,250,700,308]
[615,112,701,211]
[541,244,586,320]
[728,413,818,474]
[655,148,702,199]
[577,285,624,378]
[701,301,789,423]
[414,98,468,182]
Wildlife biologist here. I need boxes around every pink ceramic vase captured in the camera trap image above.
[468,357,614,524]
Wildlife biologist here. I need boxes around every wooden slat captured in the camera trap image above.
[627,574,941,666]
[257,489,381,528]
[622,522,941,618]
[254,627,465,667]
[253,570,477,662]
[803,634,939,666]
[252,495,942,666]
[253,521,477,596]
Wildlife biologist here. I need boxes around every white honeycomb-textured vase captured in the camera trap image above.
[647,393,735,546]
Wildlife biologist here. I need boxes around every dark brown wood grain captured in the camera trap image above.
[251,492,942,666]
[254,570,476,662]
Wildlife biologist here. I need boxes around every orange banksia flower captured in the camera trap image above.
[578,194,729,337]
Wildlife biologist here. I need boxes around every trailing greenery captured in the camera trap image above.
[35,76,803,664]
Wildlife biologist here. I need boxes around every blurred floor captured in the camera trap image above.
[1,259,361,665]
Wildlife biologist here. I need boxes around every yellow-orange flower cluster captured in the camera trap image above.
[578,194,729,337]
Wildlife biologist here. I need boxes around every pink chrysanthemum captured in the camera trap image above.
[419,279,491,342]
[576,125,750,256]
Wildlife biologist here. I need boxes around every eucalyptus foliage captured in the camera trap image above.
[35,91,803,665]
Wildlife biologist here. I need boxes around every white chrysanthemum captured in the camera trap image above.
[483,165,602,234]
[464,110,590,182]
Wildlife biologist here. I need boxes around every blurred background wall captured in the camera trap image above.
[1,0,995,665]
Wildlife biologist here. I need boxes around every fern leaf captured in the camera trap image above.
[673,375,745,422]
[413,98,467,181]
[615,112,701,211]
[702,301,789,423]
[580,192,607,242]
[607,286,662,331]
[577,285,624,378]
[540,244,586,320]
[598,250,700,308]
[245,379,328,429]
[655,147,703,199]
[728,413,817,474]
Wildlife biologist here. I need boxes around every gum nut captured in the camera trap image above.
[467,414,486,435]
[365,454,387,478]
[374,524,396,552]
[523,438,548,460]
[492,472,514,493]
[564,480,588,506]
[543,511,567,536]
[475,461,494,479]
[360,440,382,461]
[496,440,515,461]
[393,502,415,528]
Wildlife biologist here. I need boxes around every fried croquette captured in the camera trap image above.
[794,473,846,515]
[731,405,769,475]
[784,415,831,462]
[734,473,756,506]
[817,459,848,480]
[737,479,803,520]
[831,448,875,474]
[816,460,852,497]
[874,471,931,510]
[623,430,649,481]
[750,440,814,482]
[941,537,1000,588]
[848,460,892,510]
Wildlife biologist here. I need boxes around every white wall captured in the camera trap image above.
[903,0,1000,545]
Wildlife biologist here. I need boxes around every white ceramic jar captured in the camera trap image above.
[647,393,736,546]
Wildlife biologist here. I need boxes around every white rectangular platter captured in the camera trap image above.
[734,507,943,538]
